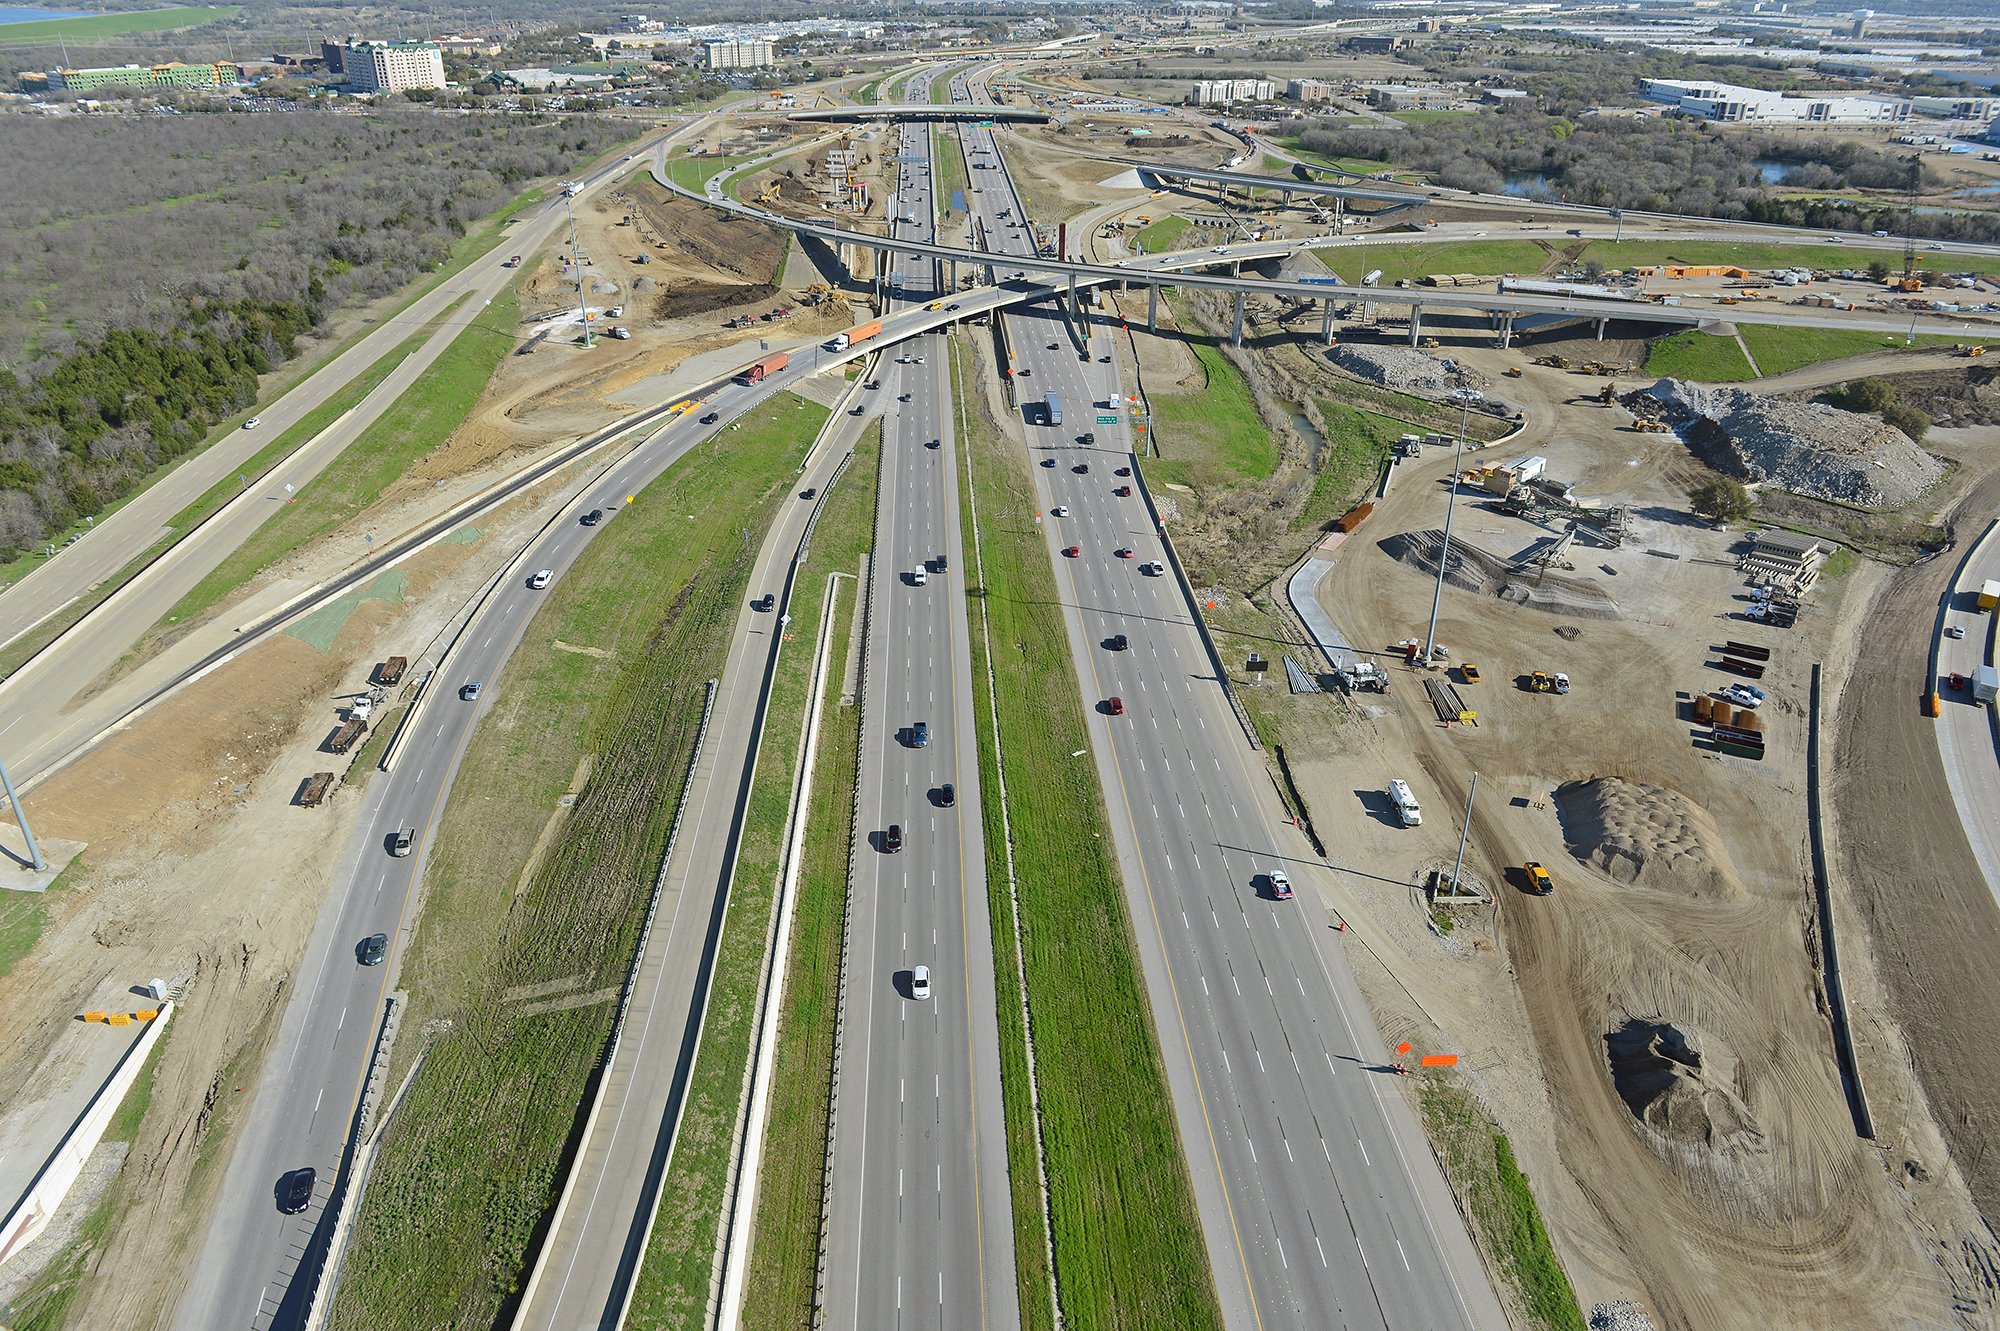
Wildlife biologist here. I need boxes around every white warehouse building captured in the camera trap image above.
[1190,78,1274,105]
[1639,77,1908,124]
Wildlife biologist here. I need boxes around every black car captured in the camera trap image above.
[800,487,817,500]
[1079,432,1095,445]
[1111,633,1129,651]
[1072,463,1089,474]
[754,594,776,612]
[701,412,720,425]
[359,932,388,966]
[1041,458,1056,468]
[278,1167,316,1215]
[582,508,604,525]
[1114,466,1132,477]
[938,783,957,808]
[884,824,903,853]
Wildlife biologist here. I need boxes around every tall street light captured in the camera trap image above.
[1422,387,1485,666]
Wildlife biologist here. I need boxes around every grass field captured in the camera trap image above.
[1643,329,1757,382]
[737,424,880,1328]
[666,151,761,193]
[0,5,234,44]
[162,287,516,629]
[1275,138,1406,178]
[1737,323,1956,376]
[1421,1079,1586,1331]
[955,335,1222,1330]
[1148,310,1279,490]
[1296,400,1414,529]
[1314,239,1553,289]
[1134,214,1191,253]
[936,134,969,215]
[330,395,819,1331]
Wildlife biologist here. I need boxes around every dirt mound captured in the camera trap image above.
[1554,778,1743,898]
[1605,1016,1767,1164]
[1643,377,1942,506]
[621,176,788,284]
[1331,343,1488,394]
[1378,529,1621,619]
[655,281,780,321]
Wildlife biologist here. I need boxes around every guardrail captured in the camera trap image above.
[1805,662,1874,1140]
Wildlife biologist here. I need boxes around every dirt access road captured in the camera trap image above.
[1283,333,2000,1328]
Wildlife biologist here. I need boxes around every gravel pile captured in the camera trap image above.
[1644,378,1942,507]
[1331,344,1488,395]
[1590,1301,1658,1331]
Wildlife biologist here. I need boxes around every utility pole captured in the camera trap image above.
[0,753,47,873]
[1422,388,1483,666]
[1445,771,1479,898]
[564,193,592,346]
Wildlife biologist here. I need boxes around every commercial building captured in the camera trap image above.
[1362,83,1456,112]
[343,40,447,92]
[49,62,235,92]
[609,14,663,33]
[1639,77,1907,124]
[1287,78,1336,103]
[1346,34,1409,53]
[704,38,775,70]
[1190,78,1274,105]
[1909,95,2000,122]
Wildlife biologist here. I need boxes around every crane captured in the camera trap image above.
[1892,155,1925,293]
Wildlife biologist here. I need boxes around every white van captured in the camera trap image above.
[1387,780,1422,827]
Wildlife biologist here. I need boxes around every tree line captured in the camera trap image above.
[0,108,627,557]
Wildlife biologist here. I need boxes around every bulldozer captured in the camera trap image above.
[1533,354,1569,369]
[1958,343,1987,358]
[1420,337,1441,350]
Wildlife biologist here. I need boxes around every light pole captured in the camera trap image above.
[1422,388,1484,667]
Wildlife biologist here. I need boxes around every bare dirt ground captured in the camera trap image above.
[1263,337,2000,1327]
[0,135,867,1324]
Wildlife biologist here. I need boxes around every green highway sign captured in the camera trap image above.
[1096,414,1118,424]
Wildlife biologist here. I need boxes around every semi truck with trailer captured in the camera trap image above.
[826,319,883,352]
[1978,664,2000,704]
[737,351,789,385]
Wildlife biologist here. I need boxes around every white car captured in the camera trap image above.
[1050,505,1069,517]
[1947,624,1967,639]
[529,569,553,589]
[912,568,929,586]
[242,416,261,429]
[1211,246,1231,254]
[911,964,931,1000]
[1716,685,1764,710]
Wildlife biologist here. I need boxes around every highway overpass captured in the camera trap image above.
[788,103,1048,124]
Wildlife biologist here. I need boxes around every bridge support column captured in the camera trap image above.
[1498,314,1514,349]
[1147,283,1158,333]
[950,258,959,291]
[1409,304,1423,346]
[1334,197,1345,231]
[1322,301,1336,344]
[1595,317,1607,341]
[1282,189,1293,207]
[1232,290,1246,346]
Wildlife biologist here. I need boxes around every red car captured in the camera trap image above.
[1114,485,1131,496]
[1108,696,1125,715]
[1064,545,1080,557]
[1950,671,1968,690]
[1115,547,1134,559]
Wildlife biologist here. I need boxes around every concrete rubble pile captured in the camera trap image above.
[1645,377,1942,507]
[1331,344,1488,395]
[1590,1302,1658,1331]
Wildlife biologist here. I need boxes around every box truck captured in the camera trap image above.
[1387,779,1422,827]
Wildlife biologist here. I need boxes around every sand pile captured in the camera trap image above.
[1605,1016,1767,1168]
[1378,529,1620,619]
[1554,778,1742,898]
[1643,378,1942,506]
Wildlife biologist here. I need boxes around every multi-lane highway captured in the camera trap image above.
[171,350,851,1330]
[954,70,1508,1329]
[823,84,1020,1331]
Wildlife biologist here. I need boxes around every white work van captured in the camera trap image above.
[1387,779,1422,827]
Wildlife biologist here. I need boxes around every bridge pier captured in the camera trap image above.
[1595,317,1607,342]
[1322,301,1336,344]
[1147,283,1158,333]
[950,258,959,291]
[1409,304,1424,346]
[1232,290,1246,346]
[1497,314,1514,349]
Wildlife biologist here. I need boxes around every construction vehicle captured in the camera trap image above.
[1504,367,1523,378]
[328,718,367,755]
[1420,337,1441,350]
[1890,157,1927,293]
[1981,579,2000,610]
[298,772,335,808]
[1529,671,1571,694]
[1959,344,1988,357]
[608,327,631,340]
[1533,354,1570,369]
[376,656,408,686]
[1524,862,1553,895]
[1387,779,1423,827]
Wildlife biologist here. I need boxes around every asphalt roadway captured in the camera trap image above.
[171,354,845,1331]
[822,104,1020,1331]
[958,77,1508,1329]
[1937,524,2000,905]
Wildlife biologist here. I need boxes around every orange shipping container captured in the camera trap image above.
[849,318,883,344]
[1336,502,1373,534]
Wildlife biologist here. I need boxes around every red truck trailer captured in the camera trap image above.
[737,351,790,385]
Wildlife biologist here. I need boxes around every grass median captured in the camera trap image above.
[723,421,880,1328]
[1420,1078,1585,1331]
[954,334,1221,1331]
[329,394,819,1331]
[161,284,517,631]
